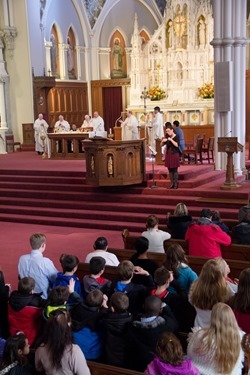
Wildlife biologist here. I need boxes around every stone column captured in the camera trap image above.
[75,45,84,80]
[211,0,247,173]
[58,43,68,80]
[44,40,52,76]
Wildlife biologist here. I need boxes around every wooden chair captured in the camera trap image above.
[202,137,214,163]
[183,137,203,164]
[5,134,21,152]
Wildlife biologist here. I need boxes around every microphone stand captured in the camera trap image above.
[149,147,158,189]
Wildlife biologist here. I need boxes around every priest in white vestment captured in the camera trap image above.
[148,106,164,149]
[34,113,49,155]
[92,111,104,132]
[119,111,139,141]
[80,115,93,131]
[54,115,70,133]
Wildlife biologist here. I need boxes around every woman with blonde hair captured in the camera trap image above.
[189,259,232,327]
[187,302,244,375]
[166,203,193,239]
[214,257,238,294]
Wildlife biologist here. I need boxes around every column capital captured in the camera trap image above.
[58,43,68,50]
[0,26,17,58]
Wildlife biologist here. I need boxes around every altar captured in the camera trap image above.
[48,132,89,159]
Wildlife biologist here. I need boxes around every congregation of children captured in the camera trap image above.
[0,203,250,375]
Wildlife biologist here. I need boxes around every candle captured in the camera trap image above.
[109,128,112,134]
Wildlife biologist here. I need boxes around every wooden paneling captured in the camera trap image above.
[47,81,88,129]
[22,123,34,145]
[181,125,214,143]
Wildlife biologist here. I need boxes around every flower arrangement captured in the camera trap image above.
[198,82,214,99]
[148,86,166,101]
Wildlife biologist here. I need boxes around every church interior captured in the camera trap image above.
[1,1,250,373]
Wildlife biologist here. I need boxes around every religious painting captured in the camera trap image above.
[67,28,77,79]
[50,25,60,78]
[83,0,106,28]
[110,32,127,79]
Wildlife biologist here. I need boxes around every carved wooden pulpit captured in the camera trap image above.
[83,138,146,186]
[218,137,243,190]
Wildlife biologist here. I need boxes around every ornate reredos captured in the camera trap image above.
[130,0,214,105]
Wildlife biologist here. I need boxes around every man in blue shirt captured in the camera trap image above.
[173,120,185,153]
[18,233,58,299]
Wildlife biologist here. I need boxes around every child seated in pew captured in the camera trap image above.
[71,289,108,361]
[53,254,83,301]
[142,215,171,253]
[103,292,132,367]
[232,212,250,245]
[228,268,250,334]
[44,279,82,318]
[144,332,200,375]
[164,244,198,295]
[8,277,46,347]
[150,266,196,332]
[0,269,10,339]
[211,210,229,233]
[130,236,158,281]
[112,260,155,314]
[215,257,238,294]
[83,256,112,296]
[126,295,179,372]
[0,332,35,375]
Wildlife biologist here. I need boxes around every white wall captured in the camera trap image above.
[6,0,33,141]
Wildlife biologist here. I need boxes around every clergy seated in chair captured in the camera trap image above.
[202,137,214,163]
[183,137,203,164]
[5,134,21,152]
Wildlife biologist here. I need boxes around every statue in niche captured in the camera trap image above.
[50,34,57,76]
[67,36,76,79]
[111,38,127,79]
[174,8,187,49]
[166,20,173,49]
[91,155,95,176]
[107,155,114,176]
[198,19,206,46]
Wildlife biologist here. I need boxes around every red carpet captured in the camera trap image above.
[0,151,249,288]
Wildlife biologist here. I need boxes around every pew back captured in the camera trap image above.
[87,361,143,375]
[76,250,250,282]
[122,229,250,261]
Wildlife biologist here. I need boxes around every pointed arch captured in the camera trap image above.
[110,31,127,79]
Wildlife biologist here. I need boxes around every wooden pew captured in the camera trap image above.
[87,361,143,375]
[122,229,250,261]
[76,253,250,282]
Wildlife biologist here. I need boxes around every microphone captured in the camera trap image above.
[115,115,122,127]
[224,130,232,137]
